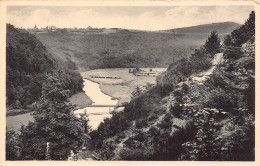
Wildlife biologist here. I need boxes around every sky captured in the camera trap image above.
[7,6,254,31]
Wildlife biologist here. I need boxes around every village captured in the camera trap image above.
[27,24,120,34]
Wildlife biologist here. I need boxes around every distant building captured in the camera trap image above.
[49,26,56,31]
[85,27,103,33]
[27,24,106,34]
[129,68,166,77]
[33,24,39,31]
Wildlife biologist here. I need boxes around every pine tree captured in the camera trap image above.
[204,31,221,55]
[229,11,255,47]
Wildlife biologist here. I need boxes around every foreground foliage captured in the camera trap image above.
[7,76,88,160]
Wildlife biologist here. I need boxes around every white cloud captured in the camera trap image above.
[7,6,254,30]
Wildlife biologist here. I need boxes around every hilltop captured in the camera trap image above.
[166,22,241,34]
[35,22,238,71]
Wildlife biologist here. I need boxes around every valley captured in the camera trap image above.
[5,10,255,161]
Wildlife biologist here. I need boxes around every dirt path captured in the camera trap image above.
[192,53,223,83]
[111,53,224,159]
[171,53,223,135]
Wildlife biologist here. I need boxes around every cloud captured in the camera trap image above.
[7,6,254,30]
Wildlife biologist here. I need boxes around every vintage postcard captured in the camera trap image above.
[0,0,259,165]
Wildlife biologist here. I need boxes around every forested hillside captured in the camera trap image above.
[6,24,83,112]
[35,22,239,70]
[88,11,255,161]
[6,25,88,160]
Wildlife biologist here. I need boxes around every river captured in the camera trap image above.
[74,79,119,130]
[7,79,119,132]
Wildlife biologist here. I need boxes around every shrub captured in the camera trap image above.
[119,148,153,161]
[136,119,148,129]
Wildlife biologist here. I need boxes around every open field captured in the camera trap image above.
[6,112,34,133]
[81,68,166,105]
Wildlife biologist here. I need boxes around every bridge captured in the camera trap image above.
[85,105,117,107]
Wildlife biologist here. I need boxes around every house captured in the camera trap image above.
[130,68,165,77]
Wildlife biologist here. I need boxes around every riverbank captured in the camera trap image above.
[68,91,92,109]
[81,68,165,105]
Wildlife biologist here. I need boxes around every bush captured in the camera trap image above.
[119,148,153,161]
[204,87,238,113]
[136,119,148,129]
[6,130,20,160]
[170,104,183,118]
[157,113,173,129]
[189,47,212,73]
[133,132,146,142]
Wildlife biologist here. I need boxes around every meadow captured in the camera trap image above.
[81,68,166,105]
[6,112,34,132]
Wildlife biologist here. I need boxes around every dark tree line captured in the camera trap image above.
[224,11,255,47]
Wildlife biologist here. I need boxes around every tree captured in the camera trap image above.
[228,11,255,47]
[131,86,143,99]
[223,35,232,46]
[204,31,221,55]
[190,47,212,73]
[6,130,20,160]
[18,76,87,160]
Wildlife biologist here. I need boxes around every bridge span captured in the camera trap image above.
[85,105,118,107]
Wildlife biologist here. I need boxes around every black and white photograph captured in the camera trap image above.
[1,0,257,163]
